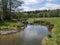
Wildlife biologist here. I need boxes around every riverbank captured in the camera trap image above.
[0,21,26,35]
[0,28,18,35]
[0,21,18,29]
[33,20,54,32]
[0,19,54,35]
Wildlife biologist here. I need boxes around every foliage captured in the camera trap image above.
[0,21,18,29]
[23,9,60,18]
[0,0,23,21]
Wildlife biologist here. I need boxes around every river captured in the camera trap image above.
[0,24,50,45]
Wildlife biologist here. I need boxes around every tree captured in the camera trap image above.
[0,0,23,21]
[2,0,9,20]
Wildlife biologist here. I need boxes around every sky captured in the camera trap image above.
[18,0,60,11]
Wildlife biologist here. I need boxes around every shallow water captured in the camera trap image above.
[0,25,50,45]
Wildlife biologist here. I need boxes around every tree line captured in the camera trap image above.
[9,9,60,19]
[22,9,60,18]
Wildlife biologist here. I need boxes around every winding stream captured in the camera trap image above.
[0,24,50,45]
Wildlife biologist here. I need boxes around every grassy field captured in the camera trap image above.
[28,17,60,45]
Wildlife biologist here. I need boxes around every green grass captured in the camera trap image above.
[0,21,18,29]
[28,17,60,45]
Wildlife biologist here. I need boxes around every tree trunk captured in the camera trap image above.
[2,0,7,20]
[2,0,11,21]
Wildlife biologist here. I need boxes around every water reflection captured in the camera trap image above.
[0,33,23,45]
[0,25,50,45]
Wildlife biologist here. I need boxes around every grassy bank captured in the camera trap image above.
[27,17,60,45]
[0,21,18,29]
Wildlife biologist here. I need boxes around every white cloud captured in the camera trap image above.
[39,3,60,10]
[17,3,60,11]
[45,3,60,9]
[22,0,44,4]
[39,7,48,10]
[46,0,53,2]
[17,6,36,11]
[22,6,31,11]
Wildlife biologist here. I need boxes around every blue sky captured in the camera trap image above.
[18,0,60,11]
